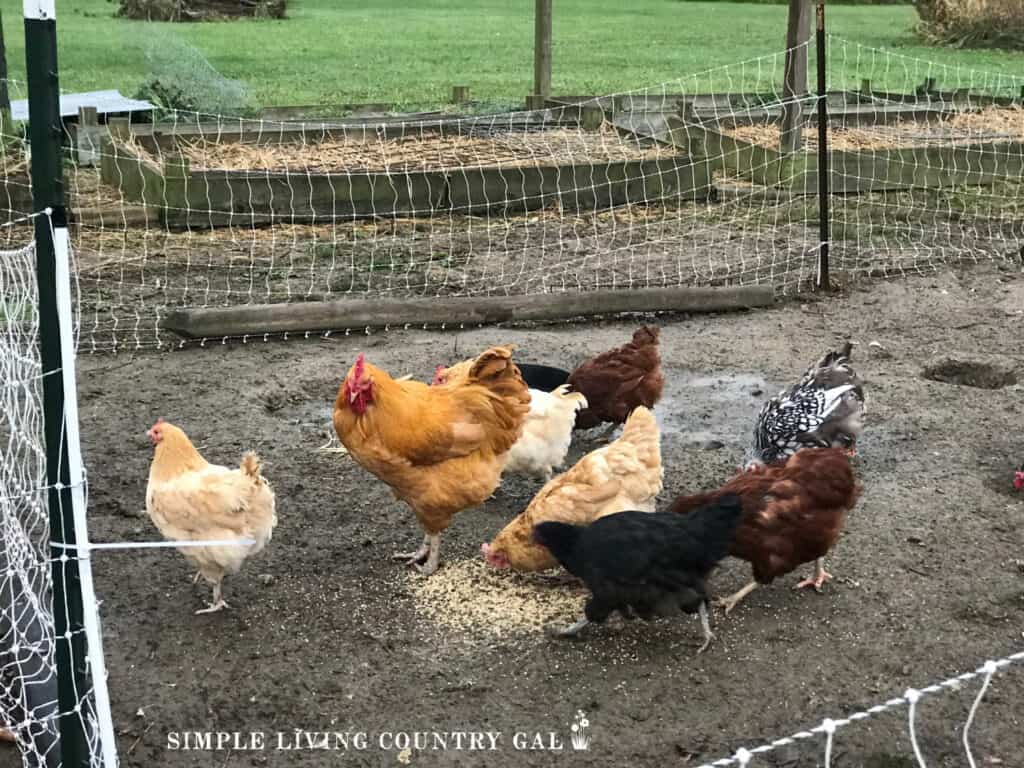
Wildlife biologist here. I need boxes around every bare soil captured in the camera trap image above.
[77,263,1024,768]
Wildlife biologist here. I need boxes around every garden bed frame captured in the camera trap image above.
[98,116,711,229]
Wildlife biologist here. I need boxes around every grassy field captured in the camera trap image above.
[1,0,1022,109]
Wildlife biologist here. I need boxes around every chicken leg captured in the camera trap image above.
[195,581,229,615]
[713,580,760,615]
[794,558,832,592]
[696,601,714,654]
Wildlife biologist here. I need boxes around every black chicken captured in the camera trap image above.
[532,495,743,653]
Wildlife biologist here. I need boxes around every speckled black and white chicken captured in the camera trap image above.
[746,342,865,470]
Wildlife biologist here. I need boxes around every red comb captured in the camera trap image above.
[156,417,164,424]
[353,352,366,376]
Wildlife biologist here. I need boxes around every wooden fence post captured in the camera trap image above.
[533,0,552,103]
[779,0,811,154]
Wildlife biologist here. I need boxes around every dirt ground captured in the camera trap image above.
[75,262,1024,768]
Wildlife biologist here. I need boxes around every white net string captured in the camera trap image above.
[24,39,1015,353]
[0,200,108,767]
[0,231,61,768]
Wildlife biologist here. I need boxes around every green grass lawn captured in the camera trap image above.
[2,0,1022,110]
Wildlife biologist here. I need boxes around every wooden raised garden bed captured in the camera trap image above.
[663,105,1024,193]
[99,117,711,229]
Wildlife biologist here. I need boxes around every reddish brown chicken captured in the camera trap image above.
[669,448,861,614]
[568,325,665,433]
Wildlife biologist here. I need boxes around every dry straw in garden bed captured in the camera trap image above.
[408,558,584,638]
[141,126,678,173]
[724,105,1024,151]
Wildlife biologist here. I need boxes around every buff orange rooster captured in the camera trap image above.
[334,346,530,575]
[145,419,277,614]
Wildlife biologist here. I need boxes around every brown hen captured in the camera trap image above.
[568,325,664,434]
[669,448,860,614]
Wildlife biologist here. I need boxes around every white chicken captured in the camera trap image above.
[502,385,588,481]
[145,419,277,614]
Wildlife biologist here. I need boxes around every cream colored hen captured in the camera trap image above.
[482,406,663,572]
[145,419,277,614]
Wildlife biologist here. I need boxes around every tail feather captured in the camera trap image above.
[551,384,588,411]
[631,325,661,347]
[240,452,262,479]
[815,341,854,369]
[618,406,661,466]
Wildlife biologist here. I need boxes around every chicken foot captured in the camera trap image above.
[550,618,590,638]
[713,580,760,615]
[195,581,229,615]
[794,558,832,592]
[393,533,442,576]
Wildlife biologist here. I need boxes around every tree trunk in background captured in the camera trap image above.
[779,0,810,154]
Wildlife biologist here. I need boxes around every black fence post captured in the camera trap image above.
[23,2,91,767]
[814,3,830,291]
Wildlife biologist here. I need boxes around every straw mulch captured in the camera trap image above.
[724,105,1024,151]
[132,126,680,173]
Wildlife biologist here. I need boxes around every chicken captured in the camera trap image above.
[670,447,860,614]
[0,727,13,742]
[748,342,865,470]
[334,346,530,575]
[1014,464,1024,493]
[532,495,744,653]
[145,419,277,614]
[502,385,588,481]
[567,325,665,435]
[434,356,586,481]
[482,406,663,572]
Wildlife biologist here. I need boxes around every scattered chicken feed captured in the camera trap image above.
[125,125,679,174]
[407,558,585,638]
[722,105,1024,151]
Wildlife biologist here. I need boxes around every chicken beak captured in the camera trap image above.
[349,390,359,404]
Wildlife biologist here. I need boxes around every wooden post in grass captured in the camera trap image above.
[451,85,470,104]
[779,0,811,154]
[533,0,552,103]
[0,9,12,152]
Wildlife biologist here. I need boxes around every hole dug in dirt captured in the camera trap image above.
[920,356,1018,390]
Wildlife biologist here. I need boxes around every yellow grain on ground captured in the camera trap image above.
[407,558,584,637]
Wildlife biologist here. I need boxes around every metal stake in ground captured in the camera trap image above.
[814,2,831,292]
[23,2,98,767]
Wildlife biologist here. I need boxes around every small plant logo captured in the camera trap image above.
[570,710,590,751]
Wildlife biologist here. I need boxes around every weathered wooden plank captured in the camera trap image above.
[98,136,166,207]
[160,284,776,339]
[446,158,710,214]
